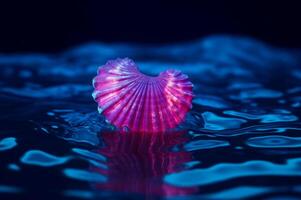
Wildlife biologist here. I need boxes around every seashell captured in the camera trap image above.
[92,58,193,133]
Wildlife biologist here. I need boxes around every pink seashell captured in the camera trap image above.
[92,58,193,133]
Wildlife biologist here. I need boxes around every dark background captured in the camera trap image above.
[1,0,301,53]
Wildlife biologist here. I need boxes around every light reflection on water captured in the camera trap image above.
[0,35,301,199]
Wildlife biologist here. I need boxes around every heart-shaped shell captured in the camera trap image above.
[92,58,193,133]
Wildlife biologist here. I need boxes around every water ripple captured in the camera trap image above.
[165,157,301,187]
[0,137,17,151]
[63,168,107,183]
[72,148,106,162]
[72,148,108,169]
[204,186,272,199]
[193,95,230,109]
[7,164,20,171]
[202,122,301,137]
[202,111,246,130]
[0,36,301,199]
[246,135,301,148]
[1,84,91,99]
[224,110,298,123]
[20,150,71,167]
[184,139,230,151]
[63,189,94,199]
[231,88,283,100]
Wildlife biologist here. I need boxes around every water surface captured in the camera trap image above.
[0,35,301,199]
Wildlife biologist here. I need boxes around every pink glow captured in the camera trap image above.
[92,131,198,197]
[92,58,193,133]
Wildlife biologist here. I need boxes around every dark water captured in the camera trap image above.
[0,35,301,200]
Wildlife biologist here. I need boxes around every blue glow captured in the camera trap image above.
[204,186,272,199]
[193,95,229,109]
[287,87,301,94]
[266,196,301,200]
[227,82,262,90]
[1,84,91,99]
[293,70,301,79]
[20,150,70,167]
[292,102,301,108]
[246,135,301,148]
[47,112,55,116]
[63,168,107,183]
[0,185,22,193]
[56,112,104,146]
[60,136,100,146]
[72,148,108,169]
[88,160,108,169]
[41,127,49,133]
[19,70,32,78]
[183,161,201,169]
[184,139,230,151]
[164,157,301,187]
[72,148,106,162]
[202,111,246,130]
[224,110,298,123]
[0,137,17,151]
[232,89,283,99]
[52,109,74,113]
[8,163,20,171]
[63,189,94,199]
[294,185,301,192]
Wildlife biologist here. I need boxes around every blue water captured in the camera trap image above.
[0,35,301,199]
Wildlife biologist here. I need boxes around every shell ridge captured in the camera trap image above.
[165,78,193,122]
[157,78,182,128]
[156,82,168,132]
[94,75,138,87]
[114,77,147,128]
[142,79,152,132]
[154,84,167,130]
[121,79,147,128]
[161,84,183,125]
[94,76,141,100]
[153,79,174,129]
[99,80,138,107]
[149,82,162,132]
[136,79,150,132]
[130,79,149,132]
[124,80,147,131]
[107,82,141,125]
[161,73,193,105]
[163,83,192,109]
[98,78,142,119]
[93,68,139,86]
[150,82,165,132]
[148,83,156,133]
